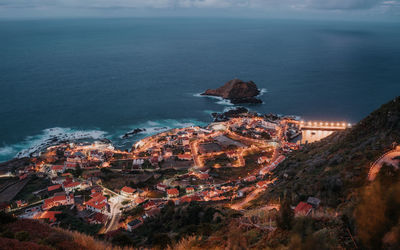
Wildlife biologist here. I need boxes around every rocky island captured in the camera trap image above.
[201,78,262,104]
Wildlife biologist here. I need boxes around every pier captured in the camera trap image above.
[288,120,352,131]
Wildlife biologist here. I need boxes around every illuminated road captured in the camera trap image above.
[368,147,400,181]
[231,188,263,210]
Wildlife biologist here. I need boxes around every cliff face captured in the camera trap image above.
[202,79,261,104]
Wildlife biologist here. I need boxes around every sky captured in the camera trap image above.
[0,0,399,20]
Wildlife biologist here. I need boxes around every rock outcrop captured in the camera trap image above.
[201,79,262,104]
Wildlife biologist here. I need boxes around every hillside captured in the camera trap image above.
[0,212,133,250]
[246,96,400,249]
[258,96,400,206]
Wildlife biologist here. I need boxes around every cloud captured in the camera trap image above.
[0,0,399,17]
[0,0,386,9]
[308,0,382,10]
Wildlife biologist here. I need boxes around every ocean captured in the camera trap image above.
[1,18,400,162]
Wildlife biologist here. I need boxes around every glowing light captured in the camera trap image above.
[348,123,352,127]
[342,123,346,127]
[330,123,334,126]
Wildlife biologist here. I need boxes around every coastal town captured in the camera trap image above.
[0,109,350,236]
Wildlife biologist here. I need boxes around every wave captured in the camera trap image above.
[193,92,234,106]
[0,127,107,162]
[258,88,268,97]
[216,99,234,106]
[118,119,208,139]
[0,146,15,156]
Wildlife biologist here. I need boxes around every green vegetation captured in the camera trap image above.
[127,202,229,248]
[53,206,102,235]
[354,164,400,249]
[277,198,293,230]
[13,175,50,203]
[204,153,231,167]
[121,205,144,221]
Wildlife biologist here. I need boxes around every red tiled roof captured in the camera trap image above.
[167,188,179,195]
[180,195,201,203]
[51,165,64,171]
[198,173,209,180]
[143,201,156,210]
[177,154,192,160]
[121,186,135,194]
[86,195,107,210]
[91,212,107,224]
[48,184,61,192]
[64,181,80,188]
[134,197,145,204]
[257,181,268,188]
[294,202,312,216]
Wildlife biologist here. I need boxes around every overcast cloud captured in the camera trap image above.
[0,0,399,19]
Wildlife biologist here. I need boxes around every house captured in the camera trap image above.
[244,176,257,182]
[238,187,252,198]
[307,197,321,208]
[86,195,109,214]
[134,197,146,205]
[63,181,81,193]
[167,188,179,198]
[197,173,209,180]
[179,195,201,204]
[91,187,102,196]
[294,202,313,216]
[177,153,192,161]
[127,219,143,232]
[257,156,270,164]
[48,184,62,192]
[64,161,77,170]
[143,201,156,211]
[120,186,136,197]
[51,165,65,175]
[16,200,28,208]
[256,180,268,189]
[88,212,108,224]
[163,149,173,158]
[156,183,168,192]
[186,187,195,194]
[181,137,190,146]
[132,159,144,166]
[42,193,74,210]
[51,176,66,185]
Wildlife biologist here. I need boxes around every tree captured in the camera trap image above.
[261,132,272,140]
[277,198,294,230]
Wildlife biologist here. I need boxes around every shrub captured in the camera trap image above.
[15,231,30,241]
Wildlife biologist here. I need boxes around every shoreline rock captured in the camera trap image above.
[201,78,262,104]
[211,107,250,122]
[122,128,146,139]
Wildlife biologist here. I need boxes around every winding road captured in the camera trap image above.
[368,146,400,181]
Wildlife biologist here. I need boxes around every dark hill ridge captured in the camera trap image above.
[256,96,400,208]
[201,79,262,104]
